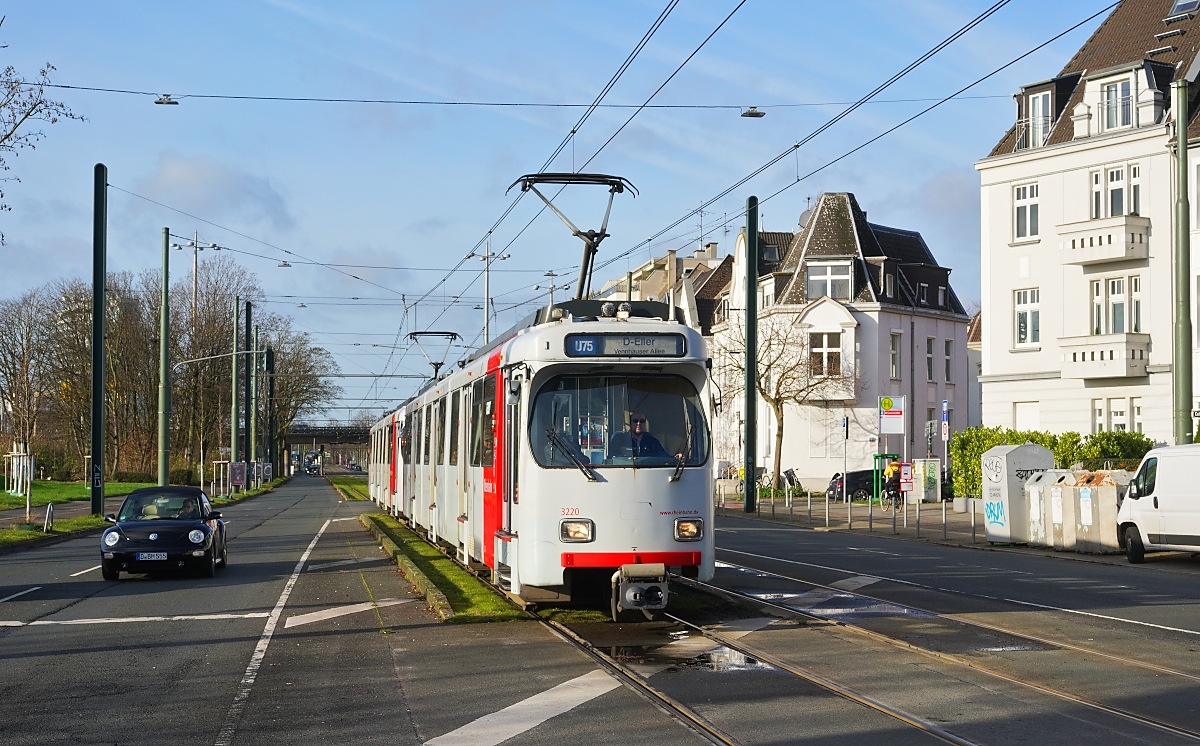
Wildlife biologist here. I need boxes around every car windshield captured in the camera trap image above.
[529,374,709,469]
[117,493,203,521]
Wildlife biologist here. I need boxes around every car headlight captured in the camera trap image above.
[188,529,206,544]
[559,519,594,543]
[674,518,703,541]
[103,531,120,547]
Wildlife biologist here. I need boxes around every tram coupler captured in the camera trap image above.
[611,563,668,620]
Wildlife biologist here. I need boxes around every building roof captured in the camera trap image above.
[988,0,1200,157]
[967,310,983,348]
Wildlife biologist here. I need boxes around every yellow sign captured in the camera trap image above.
[880,396,894,411]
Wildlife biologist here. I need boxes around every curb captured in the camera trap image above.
[359,514,454,621]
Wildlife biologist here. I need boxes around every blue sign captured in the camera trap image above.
[941,399,949,422]
[569,336,599,356]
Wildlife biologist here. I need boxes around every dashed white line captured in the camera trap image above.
[0,612,271,627]
[0,587,40,603]
[70,565,102,577]
[214,518,331,746]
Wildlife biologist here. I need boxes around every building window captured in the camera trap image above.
[918,283,928,304]
[1092,281,1103,335]
[937,286,947,308]
[1130,164,1141,215]
[1093,399,1105,433]
[890,333,901,379]
[806,263,851,300]
[1015,288,1040,346]
[944,339,953,382]
[1029,91,1051,146]
[1015,183,1039,238]
[926,337,935,381]
[1092,172,1102,219]
[1131,275,1141,332]
[1131,397,1143,433]
[1108,278,1126,333]
[1109,398,1127,432]
[885,273,894,298]
[1108,168,1126,216]
[810,332,841,377]
[1103,79,1131,130]
[761,245,780,263]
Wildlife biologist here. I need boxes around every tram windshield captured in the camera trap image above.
[530,374,709,469]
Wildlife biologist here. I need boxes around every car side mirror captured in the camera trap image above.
[207,511,222,521]
[1126,483,1138,500]
[104,513,117,523]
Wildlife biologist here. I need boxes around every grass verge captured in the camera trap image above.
[0,481,155,511]
[326,476,369,500]
[363,512,524,624]
[0,477,290,552]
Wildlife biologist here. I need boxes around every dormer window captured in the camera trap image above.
[806,262,851,300]
[938,286,947,307]
[1170,0,1199,16]
[761,244,780,263]
[1029,91,1051,146]
[885,273,894,298]
[918,283,929,305]
[1103,79,1131,130]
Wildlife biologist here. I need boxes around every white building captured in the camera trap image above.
[976,0,1200,440]
[704,192,971,486]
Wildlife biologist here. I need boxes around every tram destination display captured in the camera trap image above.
[565,333,686,358]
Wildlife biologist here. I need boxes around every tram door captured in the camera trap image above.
[451,389,469,563]
[503,372,521,534]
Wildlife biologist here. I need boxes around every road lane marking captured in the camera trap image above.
[0,587,41,603]
[70,565,102,577]
[425,670,620,746]
[0,612,271,627]
[214,518,332,746]
[721,548,1200,637]
[306,556,387,571]
[284,598,412,628]
[831,575,882,592]
[329,517,360,522]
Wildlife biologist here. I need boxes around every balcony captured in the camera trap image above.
[1059,333,1150,379]
[1057,215,1149,265]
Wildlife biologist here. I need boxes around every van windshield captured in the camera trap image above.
[529,374,708,469]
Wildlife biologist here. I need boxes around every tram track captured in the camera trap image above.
[716,549,1200,685]
[678,570,1200,744]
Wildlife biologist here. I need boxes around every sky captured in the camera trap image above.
[2,0,1116,421]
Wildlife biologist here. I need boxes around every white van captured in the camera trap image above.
[1117,444,1200,563]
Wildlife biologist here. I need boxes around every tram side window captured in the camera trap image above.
[481,374,497,466]
[422,406,432,465]
[449,391,461,466]
[400,413,412,463]
[436,398,447,465]
[470,379,485,466]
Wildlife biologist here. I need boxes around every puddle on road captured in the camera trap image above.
[610,641,776,673]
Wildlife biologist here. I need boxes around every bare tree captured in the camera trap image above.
[714,308,858,489]
[0,286,50,450]
[0,23,83,241]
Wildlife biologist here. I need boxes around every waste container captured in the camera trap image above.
[1047,472,1079,551]
[1024,470,1075,548]
[981,443,1054,544]
[1073,470,1129,554]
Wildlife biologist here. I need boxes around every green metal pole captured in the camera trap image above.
[251,324,259,479]
[1175,79,1194,445]
[744,196,759,513]
[266,346,276,472]
[244,301,252,462]
[231,296,240,481]
[90,164,107,515]
[157,227,171,485]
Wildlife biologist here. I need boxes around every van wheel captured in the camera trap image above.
[1125,526,1145,564]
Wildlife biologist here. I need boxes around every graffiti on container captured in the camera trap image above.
[985,500,1006,527]
[1014,469,1038,481]
[983,457,1004,484]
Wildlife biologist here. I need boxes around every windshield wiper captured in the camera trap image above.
[547,429,598,482]
[669,454,685,482]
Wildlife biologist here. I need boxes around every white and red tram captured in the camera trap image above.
[369,299,714,610]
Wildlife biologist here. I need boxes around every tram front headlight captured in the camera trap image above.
[674,518,703,541]
[559,519,594,543]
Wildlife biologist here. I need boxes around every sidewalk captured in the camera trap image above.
[714,492,1200,574]
[1,497,95,527]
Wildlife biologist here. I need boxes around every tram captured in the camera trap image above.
[369,297,715,613]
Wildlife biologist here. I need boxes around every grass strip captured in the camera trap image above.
[361,513,525,624]
[326,476,370,501]
[0,481,155,511]
[0,477,290,552]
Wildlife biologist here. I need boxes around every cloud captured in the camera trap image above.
[137,153,294,231]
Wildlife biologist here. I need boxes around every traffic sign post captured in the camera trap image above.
[942,399,950,497]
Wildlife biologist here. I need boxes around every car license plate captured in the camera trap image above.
[136,552,167,561]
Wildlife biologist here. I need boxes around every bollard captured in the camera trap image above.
[915,498,921,538]
[848,492,853,530]
[868,492,873,532]
[43,503,54,533]
[971,498,976,543]
[904,497,909,528]
[789,496,794,522]
[892,497,897,535]
[807,491,812,525]
[942,499,947,540]
[771,491,776,518]
[825,490,830,528]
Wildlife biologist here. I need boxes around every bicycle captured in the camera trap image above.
[879,484,902,512]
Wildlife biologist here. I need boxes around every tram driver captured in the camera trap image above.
[609,410,672,459]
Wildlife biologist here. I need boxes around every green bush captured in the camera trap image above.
[951,426,1157,499]
[169,468,195,485]
[112,471,154,483]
